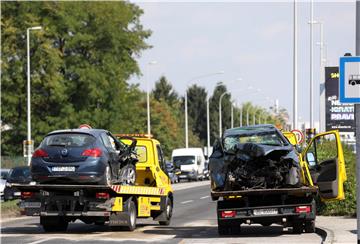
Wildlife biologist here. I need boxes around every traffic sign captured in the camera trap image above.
[291,129,304,144]
[339,56,360,103]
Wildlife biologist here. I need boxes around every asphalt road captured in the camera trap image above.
[1,181,324,244]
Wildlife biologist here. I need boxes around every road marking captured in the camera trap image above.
[28,238,53,244]
[180,200,194,204]
[200,196,209,199]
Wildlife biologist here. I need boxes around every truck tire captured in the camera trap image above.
[159,197,173,226]
[124,200,137,231]
[292,222,304,234]
[41,216,68,232]
[218,221,241,235]
[304,220,315,233]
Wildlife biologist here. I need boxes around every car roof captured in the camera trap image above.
[223,124,278,137]
[46,128,108,137]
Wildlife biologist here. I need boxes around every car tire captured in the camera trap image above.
[351,81,356,86]
[120,164,136,185]
[100,165,112,186]
[159,197,173,226]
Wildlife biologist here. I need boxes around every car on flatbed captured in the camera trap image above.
[209,125,346,235]
[13,133,173,232]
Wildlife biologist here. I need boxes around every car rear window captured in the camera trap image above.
[43,133,96,147]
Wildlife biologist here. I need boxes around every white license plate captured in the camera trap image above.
[20,202,41,208]
[179,175,187,178]
[52,166,75,172]
[253,208,278,216]
[14,192,21,196]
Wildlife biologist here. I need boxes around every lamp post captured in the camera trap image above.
[293,0,298,130]
[146,60,157,137]
[26,26,42,166]
[184,71,224,148]
[309,0,315,130]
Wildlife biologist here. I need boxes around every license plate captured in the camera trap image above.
[20,202,41,208]
[14,192,21,196]
[52,166,75,172]
[253,208,278,216]
[179,175,187,178]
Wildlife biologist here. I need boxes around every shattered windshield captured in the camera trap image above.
[223,130,287,152]
[173,156,195,167]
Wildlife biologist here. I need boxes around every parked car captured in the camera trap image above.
[30,128,138,185]
[165,162,179,184]
[4,166,32,201]
[1,169,10,201]
[1,168,10,180]
[172,148,206,181]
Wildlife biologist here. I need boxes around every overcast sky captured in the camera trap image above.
[129,1,356,124]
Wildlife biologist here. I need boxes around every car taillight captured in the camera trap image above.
[96,192,110,199]
[221,210,236,218]
[82,148,102,157]
[295,206,311,213]
[32,149,48,158]
[21,192,34,199]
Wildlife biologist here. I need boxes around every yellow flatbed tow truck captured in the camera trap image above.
[12,134,173,232]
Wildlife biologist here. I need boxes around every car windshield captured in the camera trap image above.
[173,156,195,167]
[43,133,96,147]
[1,170,9,180]
[224,130,287,152]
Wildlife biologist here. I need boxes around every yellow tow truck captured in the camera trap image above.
[13,134,173,232]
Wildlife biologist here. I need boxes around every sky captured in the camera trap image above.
[129,0,356,124]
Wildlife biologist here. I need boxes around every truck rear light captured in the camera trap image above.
[32,149,48,158]
[96,192,110,199]
[221,210,236,218]
[21,192,34,199]
[82,148,102,157]
[295,206,311,213]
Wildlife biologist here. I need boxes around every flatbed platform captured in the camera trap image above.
[10,183,167,196]
[211,186,318,197]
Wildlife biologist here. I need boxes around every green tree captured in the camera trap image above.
[152,76,178,106]
[187,84,207,144]
[1,1,150,155]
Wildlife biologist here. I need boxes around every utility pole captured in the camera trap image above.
[293,0,298,130]
[355,1,360,242]
[310,0,314,130]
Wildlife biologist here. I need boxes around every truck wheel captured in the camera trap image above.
[218,225,229,235]
[211,195,219,201]
[124,200,137,231]
[159,197,173,226]
[41,216,68,232]
[304,220,315,233]
[292,222,304,234]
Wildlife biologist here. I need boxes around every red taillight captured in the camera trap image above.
[21,192,34,199]
[221,210,236,218]
[82,148,102,157]
[96,192,110,199]
[32,149,48,158]
[295,206,311,213]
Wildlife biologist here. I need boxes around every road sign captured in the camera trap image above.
[339,56,360,103]
[291,129,304,144]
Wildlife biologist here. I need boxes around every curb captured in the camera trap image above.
[316,226,334,244]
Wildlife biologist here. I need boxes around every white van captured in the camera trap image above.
[171,148,206,181]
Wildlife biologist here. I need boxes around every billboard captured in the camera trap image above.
[325,66,355,132]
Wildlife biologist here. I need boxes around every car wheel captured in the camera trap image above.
[120,164,136,185]
[100,165,112,186]
[351,81,356,86]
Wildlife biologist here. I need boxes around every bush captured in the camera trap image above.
[317,143,356,216]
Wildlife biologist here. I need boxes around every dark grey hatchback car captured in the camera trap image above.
[31,129,138,185]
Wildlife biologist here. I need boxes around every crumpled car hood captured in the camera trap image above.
[209,142,301,191]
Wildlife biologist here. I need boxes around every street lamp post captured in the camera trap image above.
[146,61,157,137]
[218,92,228,137]
[309,0,315,129]
[26,26,42,166]
[184,71,224,148]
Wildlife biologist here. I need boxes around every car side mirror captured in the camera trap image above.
[306,152,316,167]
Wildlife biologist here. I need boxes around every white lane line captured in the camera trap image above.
[200,196,209,199]
[181,200,194,204]
[28,238,53,244]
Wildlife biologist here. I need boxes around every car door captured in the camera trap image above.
[302,130,346,201]
[100,132,120,176]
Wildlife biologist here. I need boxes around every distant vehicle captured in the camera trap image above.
[1,168,10,180]
[203,161,210,180]
[1,169,10,201]
[349,74,360,86]
[172,148,206,181]
[4,166,31,201]
[31,129,138,185]
[165,162,179,184]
